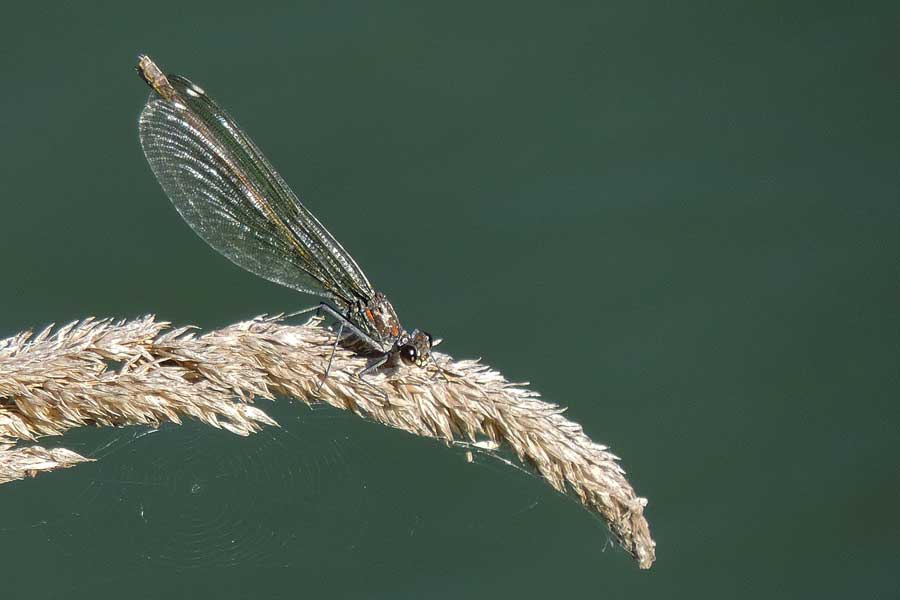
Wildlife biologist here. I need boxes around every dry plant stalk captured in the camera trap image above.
[0,316,656,568]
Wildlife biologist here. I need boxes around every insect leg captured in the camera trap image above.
[284,303,378,348]
[315,319,344,395]
[285,303,391,399]
[313,303,388,355]
[428,353,452,385]
[282,303,324,320]
[358,354,391,406]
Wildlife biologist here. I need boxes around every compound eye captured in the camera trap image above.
[400,345,417,364]
[425,331,433,346]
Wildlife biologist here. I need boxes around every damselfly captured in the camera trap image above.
[136,55,435,381]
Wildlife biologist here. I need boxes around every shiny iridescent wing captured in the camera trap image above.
[138,73,375,308]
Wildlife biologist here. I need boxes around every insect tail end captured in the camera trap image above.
[136,54,176,101]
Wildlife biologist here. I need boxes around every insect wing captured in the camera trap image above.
[138,73,375,306]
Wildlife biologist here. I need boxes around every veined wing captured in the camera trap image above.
[137,57,375,308]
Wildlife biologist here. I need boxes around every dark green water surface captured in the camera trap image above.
[1,2,897,598]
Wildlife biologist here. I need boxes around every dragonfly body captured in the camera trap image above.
[136,55,433,371]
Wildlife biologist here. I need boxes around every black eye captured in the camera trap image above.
[425,332,433,346]
[400,345,417,364]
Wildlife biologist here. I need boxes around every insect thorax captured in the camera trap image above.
[356,291,403,346]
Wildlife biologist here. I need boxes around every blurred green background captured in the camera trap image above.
[1,2,897,598]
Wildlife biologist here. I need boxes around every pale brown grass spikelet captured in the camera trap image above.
[0,315,656,568]
[0,444,93,485]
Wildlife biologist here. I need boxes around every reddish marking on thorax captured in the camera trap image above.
[363,292,403,343]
